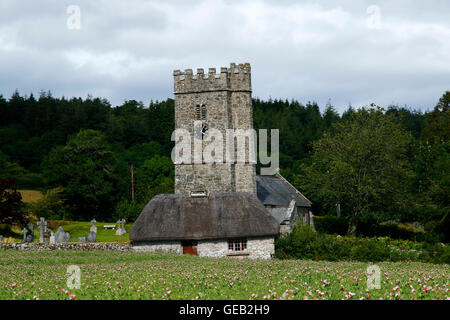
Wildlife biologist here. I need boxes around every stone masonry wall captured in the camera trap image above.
[197,237,274,260]
[129,237,275,259]
[173,63,256,195]
[245,237,275,260]
[0,243,131,251]
[131,241,182,254]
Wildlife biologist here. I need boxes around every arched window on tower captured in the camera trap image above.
[195,104,201,120]
[195,104,206,120]
[201,104,206,120]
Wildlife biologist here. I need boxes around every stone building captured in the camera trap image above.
[256,172,314,235]
[130,63,279,259]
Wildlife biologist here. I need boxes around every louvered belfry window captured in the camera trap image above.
[201,104,206,120]
[196,104,206,120]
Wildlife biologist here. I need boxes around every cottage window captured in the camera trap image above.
[228,239,247,251]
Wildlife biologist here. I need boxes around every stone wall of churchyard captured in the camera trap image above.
[131,241,182,254]
[0,243,130,251]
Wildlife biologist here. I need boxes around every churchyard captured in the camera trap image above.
[0,250,448,300]
[0,219,132,243]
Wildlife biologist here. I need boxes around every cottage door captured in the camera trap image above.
[182,241,198,256]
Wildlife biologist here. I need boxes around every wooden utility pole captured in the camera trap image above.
[131,164,135,203]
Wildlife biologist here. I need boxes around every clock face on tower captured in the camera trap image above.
[195,122,208,139]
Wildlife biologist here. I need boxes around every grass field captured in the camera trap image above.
[0,251,448,300]
[18,190,44,203]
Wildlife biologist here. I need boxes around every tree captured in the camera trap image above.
[29,187,66,220]
[134,155,174,203]
[423,91,450,144]
[0,179,26,225]
[43,129,119,220]
[301,107,414,234]
[414,91,450,241]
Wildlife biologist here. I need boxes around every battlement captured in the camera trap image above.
[174,62,251,94]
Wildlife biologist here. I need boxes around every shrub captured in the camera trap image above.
[314,212,427,242]
[17,173,44,190]
[0,178,27,225]
[113,200,144,222]
[28,187,67,220]
[275,225,449,263]
[0,224,21,238]
[358,220,426,242]
[313,216,348,235]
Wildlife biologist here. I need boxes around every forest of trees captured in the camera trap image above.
[0,90,448,241]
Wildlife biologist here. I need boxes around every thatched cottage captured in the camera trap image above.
[130,193,279,259]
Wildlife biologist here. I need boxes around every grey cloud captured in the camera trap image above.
[0,0,449,111]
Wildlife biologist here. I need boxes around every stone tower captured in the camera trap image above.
[173,62,256,196]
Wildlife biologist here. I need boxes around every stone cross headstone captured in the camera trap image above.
[115,219,127,236]
[87,231,97,242]
[90,218,97,233]
[37,217,47,243]
[22,222,34,243]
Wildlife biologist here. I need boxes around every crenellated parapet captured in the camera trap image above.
[174,62,251,94]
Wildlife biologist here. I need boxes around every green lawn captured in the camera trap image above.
[0,250,448,300]
[18,190,44,203]
[51,220,132,243]
[7,220,132,243]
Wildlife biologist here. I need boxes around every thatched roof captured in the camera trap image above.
[256,174,312,208]
[130,192,279,242]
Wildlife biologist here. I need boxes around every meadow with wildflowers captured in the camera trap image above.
[0,250,448,300]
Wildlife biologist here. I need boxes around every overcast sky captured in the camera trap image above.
[1,0,449,112]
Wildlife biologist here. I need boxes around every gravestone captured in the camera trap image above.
[55,226,70,243]
[78,236,86,242]
[37,217,47,243]
[22,222,34,243]
[115,219,127,236]
[90,218,97,233]
[0,235,3,242]
[87,231,97,242]
[49,231,55,244]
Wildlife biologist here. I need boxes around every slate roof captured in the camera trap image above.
[256,174,312,208]
[130,192,280,242]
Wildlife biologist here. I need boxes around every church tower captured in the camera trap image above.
[173,62,256,196]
